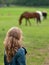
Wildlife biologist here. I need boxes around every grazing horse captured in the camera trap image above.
[42,12,47,19]
[19,12,41,25]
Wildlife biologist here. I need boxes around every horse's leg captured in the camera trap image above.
[37,18,41,24]
[36,18,39,24]
[28,19,31,26]
[39,18,41,23]
[25,19,27,26]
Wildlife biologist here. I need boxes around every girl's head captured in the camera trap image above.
[4,27,23,62]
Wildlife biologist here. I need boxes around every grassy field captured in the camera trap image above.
[0,7,49,65]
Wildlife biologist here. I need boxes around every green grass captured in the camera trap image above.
[0,7,49,65]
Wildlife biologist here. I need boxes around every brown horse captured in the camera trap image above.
[19,12,41,25]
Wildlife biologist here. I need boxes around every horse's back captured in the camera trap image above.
[20,11,40,19]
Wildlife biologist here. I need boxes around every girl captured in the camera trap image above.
[4,27,27,65]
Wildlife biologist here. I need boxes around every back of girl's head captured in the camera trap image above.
[4,27,23,62]
[7,27,22,40]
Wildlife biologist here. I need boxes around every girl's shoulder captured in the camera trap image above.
[22,47,27,55]
[17,48,25,55]
[18,47,27,55]
[15,47,27,57]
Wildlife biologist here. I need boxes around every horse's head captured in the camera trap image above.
[42,12,47,19]
[19,20,22,25]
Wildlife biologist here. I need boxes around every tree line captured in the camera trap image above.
[0,0,49,7]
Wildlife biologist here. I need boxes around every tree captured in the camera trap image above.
[4,0,13,6]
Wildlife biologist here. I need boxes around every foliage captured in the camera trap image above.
[0,0,49,6]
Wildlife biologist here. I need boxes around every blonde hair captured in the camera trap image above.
[4,27,23,62]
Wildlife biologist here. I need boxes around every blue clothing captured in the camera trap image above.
[4,48,26,65]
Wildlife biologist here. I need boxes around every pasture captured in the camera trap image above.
[0,7,49,65]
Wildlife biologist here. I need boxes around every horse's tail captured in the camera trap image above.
[19,14,24,25]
